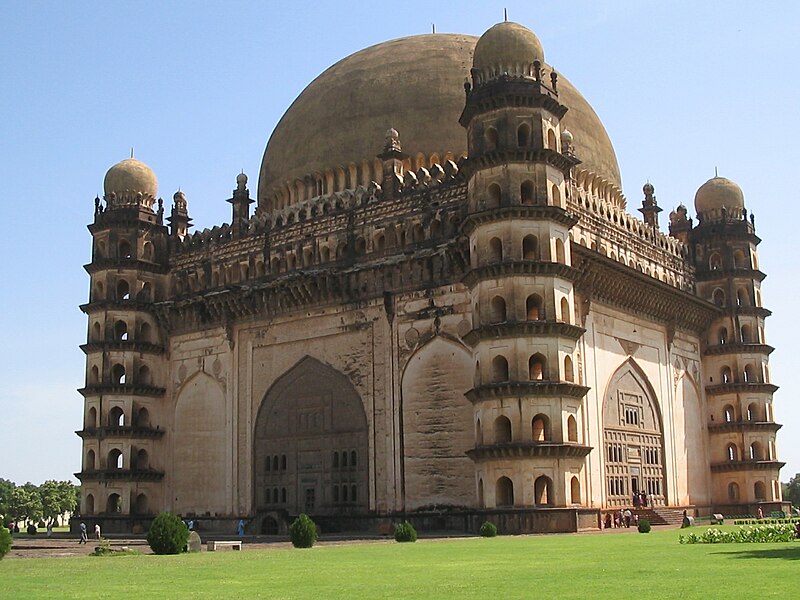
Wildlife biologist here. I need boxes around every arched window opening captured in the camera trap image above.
[737,287,750,307]
[272,455,279,471]
[109,406,124,427]
[281,454,288,470]
[342,485,348,502]
[491,355,508,383]
[733,249,748,268]
[488,237,503,262]
[85,493,95,515]
[142,242,154,261]
[374,233,386,252]
[138,365,152,386]
[332,451,339,468]
[282,488,287,503]
[567,415,578,442]
[726,443,738,462]
[570,476,581,504]
[116,280,130,301]
[118,239,132,259]
[136,407,150,428]
[517,123,531,147]
[135,448,149,470]
[522,234,538,259]
[529,353,546,381]
[139,282,153,302]
[489,295,507,323]
[140,322,153,344]
[754,481,766,500]
[534,475,553,506]
[560,297,571,324]
[92,321,102,341]
[546,129,557,151]
[108,448,123,470]
[87,406,97,428]
[717,327,728,345]
[355,237,367,254]
[96,240,106,258]
[320,246,331,263]
[532,414,549,442]
[555,238,566,264]
[85,449,96,470]
[476,419,483,444]
[551,184,562,206]
[749,442,763,461]
[493,415,512,443]
[723,405,735,423]
[526,294,543,320]
[94,281,105,301]
[341,451,348,468]
[712,288,725,307]
[487,183,502,209]
[521,180,534,205]
[708,252,721,270]
[485,127,499,152]
[563,355,574,383]
[727,482,740,501]
[747,403,761,422]
[89,365,100,384]
[740,324,753,343]
[743,364,757,383]
[350,451,357,467]
[333,485,339,502]
[478,479,485,507]
[496,476,514,506]
[134,493,148,515]
[720,366,733,384]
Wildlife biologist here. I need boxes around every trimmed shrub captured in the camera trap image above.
[637,519,651,534]
[679,524,796,544]
[394,521,417,543]
[479,521,497,537]
[0,526,11,560]
[146,512,189,555]
[289,513,317,548]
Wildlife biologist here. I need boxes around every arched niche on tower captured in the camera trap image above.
[602,358,667,507]
[673,373,710,507]
[253,356,369,516]
[173,372,227,516]
[400,336,474,509]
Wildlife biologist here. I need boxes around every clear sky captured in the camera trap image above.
[1,0,798,487]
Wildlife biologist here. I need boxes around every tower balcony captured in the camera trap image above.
[463,260,581,287]
[78,383,166,398]
[75,468,165,482]
[466,381,590,402]
[466,441,593,461]
[84,258,168,275]
[81,341,166,355]
[704,343,773,357]
[695,268,766,283]
[76,425,165,440]
[463,320,585,346]
[704,382,778,396]
[461,204,578,234]
[710,460,785,474]
[80,299,158,314]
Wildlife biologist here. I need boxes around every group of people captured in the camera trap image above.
[632,490,653,508]
[78,522,101,544]
[603,508,639,529]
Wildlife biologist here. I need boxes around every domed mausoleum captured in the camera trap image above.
[75,20,786,535]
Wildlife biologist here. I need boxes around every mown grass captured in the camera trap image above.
[2,528,798,599]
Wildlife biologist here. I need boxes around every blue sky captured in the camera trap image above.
[1,1,799,486]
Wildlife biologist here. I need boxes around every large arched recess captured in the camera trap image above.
[401,336,474,509]
[674,373,710,506]
[253,356,369,516]
[602,358,667,507]
[173,372,227,515]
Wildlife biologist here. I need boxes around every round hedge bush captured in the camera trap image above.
[289,513,318,548]
[637,519,651,534]
[146,512,190,555]
[0,526,12,560]
[479,521,498,537]
[394,521,417,543]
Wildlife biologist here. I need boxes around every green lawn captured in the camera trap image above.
[2,528,798,599]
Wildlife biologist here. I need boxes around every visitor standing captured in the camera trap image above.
[46,522,53,537]
[756,506,764,519]
[238,519,245,537]
[79,522,88,544]
[94,523,101,539]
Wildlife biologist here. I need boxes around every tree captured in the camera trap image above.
[0,479,14,522]
[8,484,43,524]
[38,481,78,525]
[782,473,800,507]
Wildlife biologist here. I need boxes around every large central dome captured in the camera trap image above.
[258,31,621,209]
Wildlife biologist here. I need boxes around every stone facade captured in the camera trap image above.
[75,21,786,534]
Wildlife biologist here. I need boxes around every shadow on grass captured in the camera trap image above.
[714,545,800,561]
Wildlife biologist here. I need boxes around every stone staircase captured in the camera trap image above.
[634,507,686,526]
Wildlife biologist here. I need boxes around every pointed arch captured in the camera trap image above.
[400,337,474,509]
[255,356,369,515]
